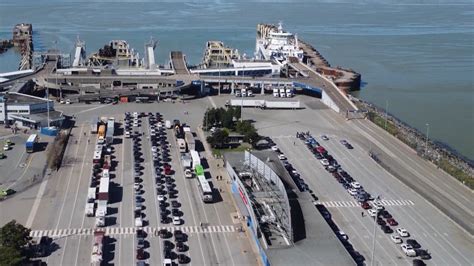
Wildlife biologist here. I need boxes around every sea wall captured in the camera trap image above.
[353,97,474,189]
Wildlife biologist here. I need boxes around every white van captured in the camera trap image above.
[165,120,172,129]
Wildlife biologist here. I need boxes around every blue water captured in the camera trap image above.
[1,0,473,159]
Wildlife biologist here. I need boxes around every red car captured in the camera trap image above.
[163,164,172,175]
[361,202,371,209]
[316,146,326,154]
[387,218,398,226]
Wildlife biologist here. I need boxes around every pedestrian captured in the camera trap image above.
[293,141,295,146]
[88,139,90,144]
[84,132,86,136]
[361,212,364,217]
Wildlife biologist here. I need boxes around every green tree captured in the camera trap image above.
[207,129,229,148]
[0,245,25,266]
[0,220,31,250]
[0,220,31,266]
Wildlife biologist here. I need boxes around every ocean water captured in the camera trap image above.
[1,0,473,160]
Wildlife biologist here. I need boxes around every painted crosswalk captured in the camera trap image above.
[319,199,414,208]
[30,225,236,238]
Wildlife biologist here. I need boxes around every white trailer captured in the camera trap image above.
[87,187,97,203]
[264,100,301,109]
[190,150,200,168]
[229,99,265,108]
[181,154,192,169]
[183,127,195,152]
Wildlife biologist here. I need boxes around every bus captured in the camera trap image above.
[25,134,38,153]
[195,165,213,203]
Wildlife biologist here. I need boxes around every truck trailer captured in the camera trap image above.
[91,231,105,265]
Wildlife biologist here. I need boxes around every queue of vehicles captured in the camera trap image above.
[298,132,431,261]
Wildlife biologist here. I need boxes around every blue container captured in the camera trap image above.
[40,127,58,136]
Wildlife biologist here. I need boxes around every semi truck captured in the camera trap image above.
[25,134,38,153]
[183,127,195,152]
[85,203,95,217]
[190,150,200,168]
[91,231,105,265]
[105,118,115,145]
[103,155,111,170]
[177,138,186,153]
[90,117,99,134]
[97,125,106,144]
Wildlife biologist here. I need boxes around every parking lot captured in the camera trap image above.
[0,100,258,266]
[226,95,474,266]
[1,94,472,266]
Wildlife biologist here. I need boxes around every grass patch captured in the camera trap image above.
[369,111,398,135]
[212,143,252,157]
[439,159,474,189]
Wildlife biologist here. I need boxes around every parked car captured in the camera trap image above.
[400,244,416,257]
[320,159,330,166]
[387,218,398,226]
[390,234,402,244]
[396,228,410,237]
[416,249,431,260]
[406,239,421,249]
[321,135,329,141]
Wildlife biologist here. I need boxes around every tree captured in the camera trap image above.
[0,245,25,266]
[0,220,31,266]
[206,129,229,148]
[0,220,31,250]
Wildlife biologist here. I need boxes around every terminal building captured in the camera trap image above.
[0,92,64,128]
[225,151,355,266]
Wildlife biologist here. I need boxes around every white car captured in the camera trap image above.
[348,188,358,196]
[337,231,348,241]
[133,122,139,127]
[151,146,158,152]
[372,201,385,211]
[350,182,361,189]
[396,228,410,237]
[390,234,402,244]
[367,209,377,217]
[278,154,286,160]
[163,258,172,266]
[320,159,329,166]
[157,122,163,128]
[400,244,416,257]
[271,146,279,152]
[3,144,9,151]
[125,131,131,138]
[173,216,181,225]
[134,183,142,191]
[157,195,166,202]
[321,135,329,141]
[135,217,143,227]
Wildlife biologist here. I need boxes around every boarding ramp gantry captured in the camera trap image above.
[170,51,189,74]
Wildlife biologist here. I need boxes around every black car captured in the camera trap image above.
[406,239,421,249]
[345,143,354,149]
[380,210,392,219]
[176,242,187,252]
[157,229,170,238]
[412,259,426,266]
[137,229,146,239]
[171,200,180,208]
[163,240,174,250]
[174,230,186,242]
[172,208,180,216]
[380,225,392,234]
[177,254,189,264]
[416,249,431,260]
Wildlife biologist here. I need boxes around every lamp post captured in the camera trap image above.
[370,195,381,266]
[425,123,430,156]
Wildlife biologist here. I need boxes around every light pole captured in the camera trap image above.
[425,123,430,156]
[370,195,381,266]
